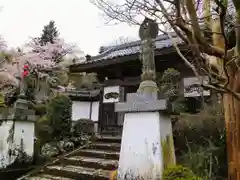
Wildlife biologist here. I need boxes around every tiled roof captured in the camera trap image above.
[79,33,183,65]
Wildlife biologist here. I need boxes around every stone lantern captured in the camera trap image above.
[115,18,176,179]
[0,72,36,168]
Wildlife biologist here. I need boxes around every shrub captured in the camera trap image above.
[46,94,72,140]
[0,93,5,107]
[178,142,226,180]
[162,165,202,180]
[72,118,94,136]
[173,103,227,179]
[35,116,52,143]
[173,103,225,154]
[34,115,53,160]
[34,103,47,116]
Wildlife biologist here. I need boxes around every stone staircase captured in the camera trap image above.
[22,136,121,180]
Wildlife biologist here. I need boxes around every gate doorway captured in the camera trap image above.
[99,86,124,136]
[100,103,121,135]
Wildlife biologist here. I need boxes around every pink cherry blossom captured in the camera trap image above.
[1,37,75,90]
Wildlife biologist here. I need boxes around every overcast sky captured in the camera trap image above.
[0,0,139,55]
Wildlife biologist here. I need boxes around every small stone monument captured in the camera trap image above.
[115,18,176,179]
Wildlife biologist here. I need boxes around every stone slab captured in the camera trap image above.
[126,92,158,102]
[14,98,29,109]
[0,105,36,122]
[0,114,36,122]
[115,99,167,113]
[115,92,168,113]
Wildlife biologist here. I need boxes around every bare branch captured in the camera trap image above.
[91,0,239,98]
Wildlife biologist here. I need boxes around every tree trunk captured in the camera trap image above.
[223,85,240,179]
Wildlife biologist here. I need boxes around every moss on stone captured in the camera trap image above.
[109,169,118,180]
[141,71,156,81]
[162,165,203,180]
[161,135,176,169]
[137,80,159,94]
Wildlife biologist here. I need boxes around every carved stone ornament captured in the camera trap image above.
[138,17,159,82]
[139,18,159,40]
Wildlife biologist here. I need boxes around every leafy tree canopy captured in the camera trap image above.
[39,20,59,45]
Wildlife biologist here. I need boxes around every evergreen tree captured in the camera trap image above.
[40,20,59,45]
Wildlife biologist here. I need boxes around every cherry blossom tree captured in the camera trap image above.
[1,37,76,105]
[0,36,16,90]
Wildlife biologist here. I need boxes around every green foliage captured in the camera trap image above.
[34,94,72,158]
[173,103,224,152]
[157,69,226,179]
[171,97,188,114]
[161,135,176,169]
[179,141,226,180]
[0,93,5,107]
[173,103,227,179]
[35,116,52,143]
[159,68,181,97]
[157,68,187,113]
[161,68,180,82]
[46,94,72,139]
[34,103,47,116]
[40,20,59,45]
[162,165,202,180]
[72,119,94,136]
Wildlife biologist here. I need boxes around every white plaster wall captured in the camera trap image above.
[0,121,35,169]
[72,101,91,121]
[13,121,35,158]
[103,86,120,103]
[0,121,14,168]
[72,101,99,122]
[91,101,99,122]
[118,112,163,179]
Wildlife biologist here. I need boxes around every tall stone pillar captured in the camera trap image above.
[115,18,176,180]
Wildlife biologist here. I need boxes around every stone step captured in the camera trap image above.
[71,149,120,160]
[89,142,121,151]
[44,165,110,180]
[95,135,121,144]
[26,174,75,180]
[60,156,118,170]
[100,132,122,137]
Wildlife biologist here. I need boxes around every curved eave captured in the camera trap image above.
[65,89,101,101]
[69,95,100,101]
[69,45,189,73]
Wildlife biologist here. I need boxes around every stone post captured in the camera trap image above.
[115,18,176,179]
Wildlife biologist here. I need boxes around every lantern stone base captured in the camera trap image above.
[115,93,175,180]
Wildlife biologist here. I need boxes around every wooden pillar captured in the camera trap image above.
[117,86,125,134]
